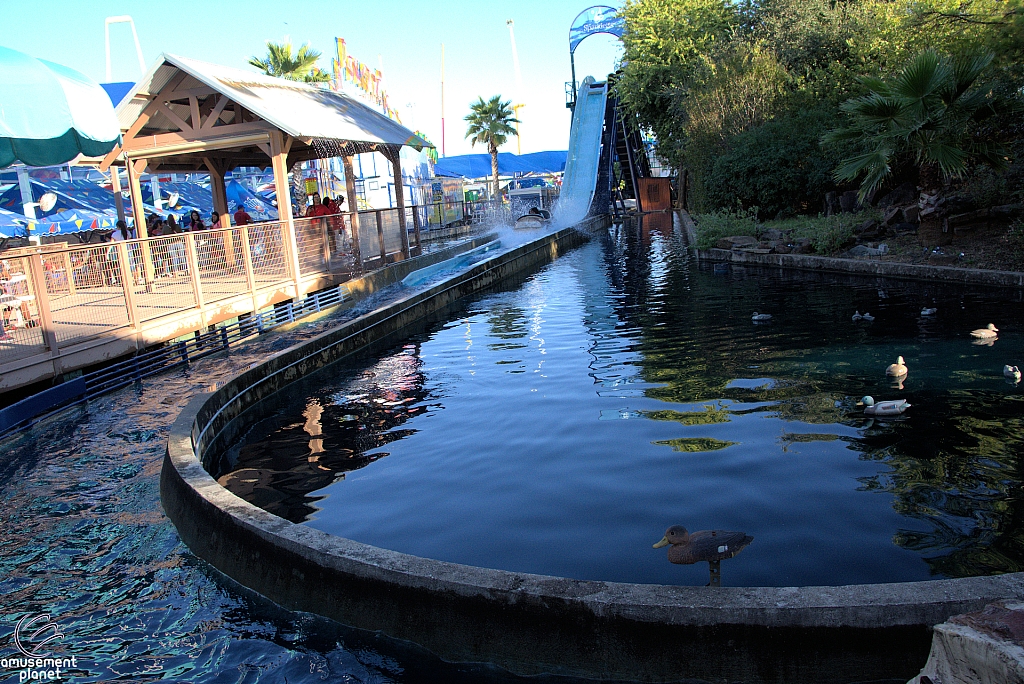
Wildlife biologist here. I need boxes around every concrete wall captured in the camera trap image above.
[162,216,1024,683]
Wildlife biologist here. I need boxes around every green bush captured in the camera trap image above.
[693,206,760,249]
[763,210,877,256]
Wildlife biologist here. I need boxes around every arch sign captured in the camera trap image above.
[569,6,625,54]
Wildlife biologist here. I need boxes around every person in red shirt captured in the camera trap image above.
[234,203,252,226]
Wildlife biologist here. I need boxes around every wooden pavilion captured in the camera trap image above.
[100,53,431,267]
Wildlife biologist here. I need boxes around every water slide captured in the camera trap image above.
[555,76,609,225]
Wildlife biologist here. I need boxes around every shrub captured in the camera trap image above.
[693,206,760,249]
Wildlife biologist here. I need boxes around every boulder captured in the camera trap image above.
[882,207,902,226]
[902,206,920,224]
[792,238,813,254]
[855,219,879,234]
[839,190,861,213]
[990,203,1024,220]
[876,181,917,208]
[715,235,759,250]
[824,191,840,216]
[892,222,918,234]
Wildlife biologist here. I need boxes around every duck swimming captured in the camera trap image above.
[852,311,863,321]
[886,355,908,377]
[861,312,875,321]
[653,525,753,565]
[971,323,999,338]
[921,308,937,316]
[751,312,772,322]
[1005,365,1021,383]
[859,396,911,417]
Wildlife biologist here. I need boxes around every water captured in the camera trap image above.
[221,216,1024,588]
[0,251,572,683]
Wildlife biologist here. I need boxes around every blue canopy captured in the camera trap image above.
[0,206,27,238]
[225,180,278,221]
[434,151,567,178]
[0,46,120,168]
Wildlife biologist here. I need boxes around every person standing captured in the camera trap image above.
[234,203,252,226]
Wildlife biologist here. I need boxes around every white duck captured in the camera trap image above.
[751,312,772,322]
[921,307,937,316]
[971,323,999,339]
[1005,365,1022,383]
[859,396,911,417]
[852,311,863,321]
[886,355,908,377]
[861,312,875,321]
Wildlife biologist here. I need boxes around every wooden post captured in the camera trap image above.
[375,210,386,261]
[342,155,362,268]
[205,158,237,266]
[239,225,257,313]
[383,146,410,258]
[184,232,205,308]
[26,254,58,353]
[110,166,126,225]
[125,158,148,238]
[115,241,140,328]
[412,204,422,252]
[269,131,302,290]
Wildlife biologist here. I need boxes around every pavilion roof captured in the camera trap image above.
[110,53,429,172]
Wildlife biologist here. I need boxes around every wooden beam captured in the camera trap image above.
[154,101,194,133]
[201,95,231,131]
[122,122,274,155]
[189,96,201,131]
[121,71,190,141]
[110,166,126,224]
[162,86,219,100]
[98,144,122,172]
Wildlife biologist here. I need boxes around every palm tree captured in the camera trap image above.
[464,96,519,198]
[825,50,1008,238]
[249,41,329,83]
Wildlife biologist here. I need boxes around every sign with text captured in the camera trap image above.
[569,6,625,54]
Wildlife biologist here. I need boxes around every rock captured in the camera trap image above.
[990,203,1024,219]
[909,602,1024,684]
[882,207,902,226]
[876,182,917,208]
[762,228,784,241]
[839,190,861,213]
[902,206,920,224]
[849,244,888,258]
[792,238,813,254]
[716,235,759,250]
[824,191,840,216]
[774,244,791,254]
[855,219,879,234]
[892,222,917,234]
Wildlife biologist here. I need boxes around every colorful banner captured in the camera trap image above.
[569,6,625,54]
[332,38,402,122]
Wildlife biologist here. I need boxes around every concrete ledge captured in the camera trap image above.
[678,209,1024,288]
[162,215,1024,682]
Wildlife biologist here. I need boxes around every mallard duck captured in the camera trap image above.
[751,312,772,322]
[886,355,908,377]
[1005,365,1021,382]
[921,307,937,316]
[653,525,753,565]
[971,323,999,338]
[859,396,911,417]
[861,312,875,321]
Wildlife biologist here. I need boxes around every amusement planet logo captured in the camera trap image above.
[2,614,77,682]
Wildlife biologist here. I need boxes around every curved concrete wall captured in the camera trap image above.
[162,218,1024,683]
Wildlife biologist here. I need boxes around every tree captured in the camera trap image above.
[825,49,1010,232]
[248,41,329,83]
[464,96,519,198]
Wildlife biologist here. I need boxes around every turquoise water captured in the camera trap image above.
[223,217,1024,588]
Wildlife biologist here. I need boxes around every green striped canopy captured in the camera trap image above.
[0,46,120,168]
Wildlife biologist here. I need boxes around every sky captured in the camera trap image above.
[0,0,624,158]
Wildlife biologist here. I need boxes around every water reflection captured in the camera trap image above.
[221,214,1024,585]
[219,345,430,523]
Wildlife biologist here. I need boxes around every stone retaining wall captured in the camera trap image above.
[162,215,1024,683]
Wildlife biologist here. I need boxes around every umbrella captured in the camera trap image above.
[0,45,120,168]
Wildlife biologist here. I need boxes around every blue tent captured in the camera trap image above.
[434,152,562,179]
[519,151,567,173]
[25,208,117,236]
[225,180,277,221]
[0,207,28,238]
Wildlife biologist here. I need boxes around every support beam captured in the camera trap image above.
[342,155,362,267]
[126,159,148,237]
[269,131,302,286]
[382,146,410,258]
[110,166,126,224]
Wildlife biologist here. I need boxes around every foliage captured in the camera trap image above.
[691,206,759,249]
[464,96,519,197]
[764,212,871,256]
[617,0,1024,215]
[249,41,329,83]
[825,50,1010,200]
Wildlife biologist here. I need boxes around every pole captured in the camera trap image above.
[441,43,446,158]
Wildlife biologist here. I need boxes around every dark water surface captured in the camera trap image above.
[0,278,548,683]
[223,217,1024,588]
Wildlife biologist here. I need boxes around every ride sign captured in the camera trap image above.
[569,6,625,54]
